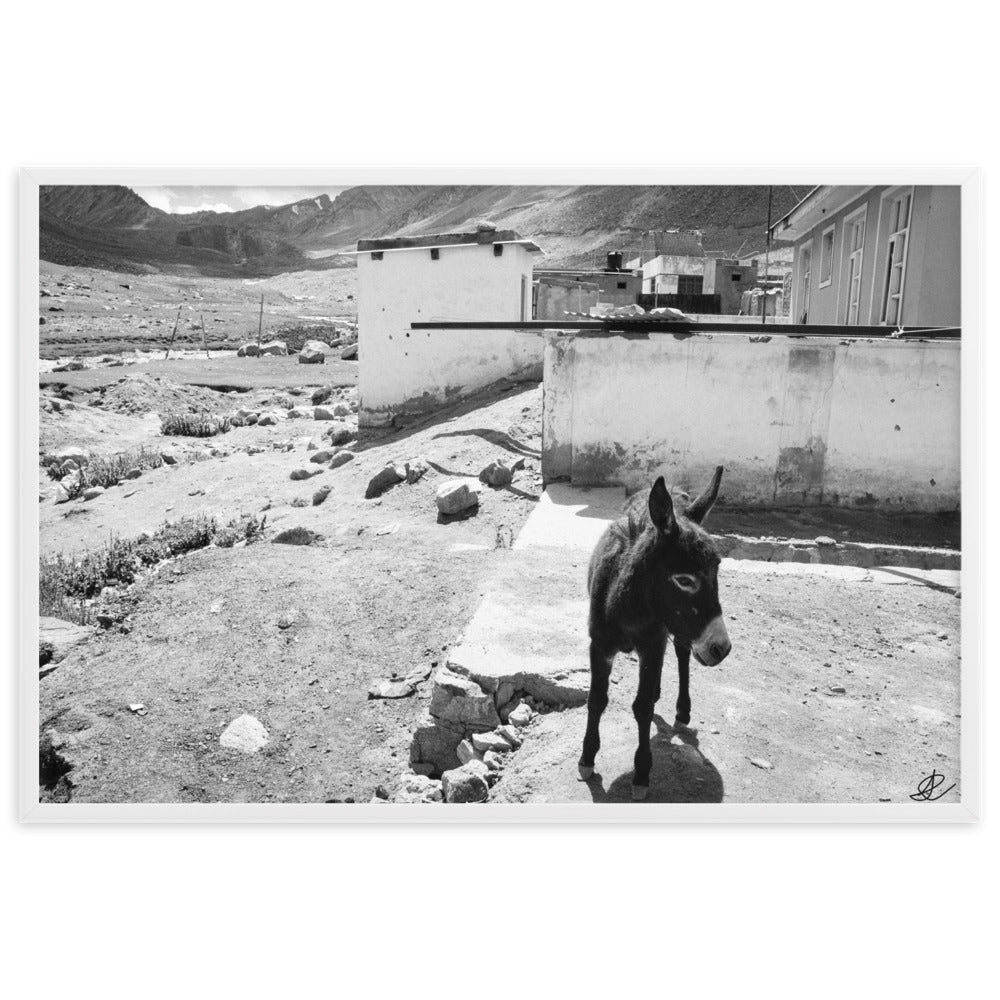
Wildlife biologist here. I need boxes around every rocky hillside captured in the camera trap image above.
[39,183,804,275]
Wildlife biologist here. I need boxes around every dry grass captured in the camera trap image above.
[160,413,232,437]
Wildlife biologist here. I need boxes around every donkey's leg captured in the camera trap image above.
[631,633,667,799]
[674,640,692,727]
[579,641,614,779]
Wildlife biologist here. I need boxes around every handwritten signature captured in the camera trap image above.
[909,770,956,802]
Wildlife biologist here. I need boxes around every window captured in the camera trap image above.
[819,225,835,287]
[677,275,703,295]
[731,272,743,281]
[616,281,627,290]
[797,241,813,322]
[880,190,912,326]
[843,209,867,324]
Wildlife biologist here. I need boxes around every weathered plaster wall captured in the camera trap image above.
[535,278,599,319]
[542,333,959,511]
[357,242,540,425]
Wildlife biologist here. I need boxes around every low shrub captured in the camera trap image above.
[161,413,232,437]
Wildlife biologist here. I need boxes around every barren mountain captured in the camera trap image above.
[39,184,803,275]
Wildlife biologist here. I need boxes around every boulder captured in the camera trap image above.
[160,450,179,465]
[405,456,430,484]
[441,762,490,803]
[257,412,279,426]
[82,486,105,501]
[325,423,355,447]
[309,449,337,464]
[124,467,143,480]
[329,451,355,469]
[497,724,522,748]
[311,385,333,405]
[436,479,482,515]
[290,468,318,481]
[508,703,533,727]
[472,731,515,754]
[298,346,325,364]
[258,340,288,356]
[54,485,71,504]
[219,714,269,754]
[313,406,336,421]
[456,739,482,765]
[430,666,501,730]
[312,485,332,506]
[410,718,464,774]
[368,679,415,699]
[333,403,351,417]
[365,463,406,499]
[393,774,443,804]
[479,460,514,488]
[340,343,358,361]
[237,343,260,358]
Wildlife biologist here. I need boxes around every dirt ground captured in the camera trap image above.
[38,372,546,803]
[38,261,358,360]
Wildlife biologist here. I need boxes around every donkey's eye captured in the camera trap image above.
[670,574,700,593]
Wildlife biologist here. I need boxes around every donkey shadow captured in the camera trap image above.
[584,714,724,803]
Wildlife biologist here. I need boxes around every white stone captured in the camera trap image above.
[508,703,533,728]
[219,714,269,754]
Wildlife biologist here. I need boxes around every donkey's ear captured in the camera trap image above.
[685,465,724,524]
[648,476,676,535]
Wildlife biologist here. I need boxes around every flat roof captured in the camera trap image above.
[356,230,542,253]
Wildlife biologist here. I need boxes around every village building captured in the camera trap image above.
[769,185,960,326]
[354,227,543,426]
[701,258,758,314]
[534,255,642,319]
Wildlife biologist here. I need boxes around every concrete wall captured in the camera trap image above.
[535,277,599,319]
[542,332,959,511]
[703,259,758,314]
[357,242,540,425]
[786,186,960,326]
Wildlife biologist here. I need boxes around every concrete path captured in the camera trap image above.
[447,485,962,804]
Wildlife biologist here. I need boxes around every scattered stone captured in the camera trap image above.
[411,719,465,774]
[411,762,436,777]
[329,450,355,469]
[332,403,351,417]
[815,536,837,547]
[82,486,104,501]
[311,386,333,405]
[52,361,84,372]
[472,731,514,754]
[298,340,328,364]
[483,750,503,772]
[935,631,948,640]
[479,460,514,488]
[312,485,332,506]
[219,714,269,754]
[258,340,288,356]
[375,523,399,536]
[313,406,336,420]
[508,703,533,728]
[495,681,515,708]
[290,468,318,481]
[54,485,71,504]
[272,527,321,546]
[340,343,358,361]
[124,468,143,480]
[405,456,430,484]
[290,497,308,507]
[430,666,501,730]
[326,424,355,447]
[497,724,522,748]
[160,450,179,465]
[441,762,490,803]
[128,703,147,716]
[368,679,414,699]
[749,758,773,770]
[236,343,260,358]
[257,412,279,426]
[456,739,480,765]
[828,685,847,695]
[365,463,406,499]
[436,478,482,515]
[309,449,337,464]
[277,608,300,629]
[393,774,443,804]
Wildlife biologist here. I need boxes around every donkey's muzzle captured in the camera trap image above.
[692,616,731,666]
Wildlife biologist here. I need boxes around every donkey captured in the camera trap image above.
[579,467,731,800]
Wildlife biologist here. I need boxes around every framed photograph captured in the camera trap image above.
[18,167,981,823]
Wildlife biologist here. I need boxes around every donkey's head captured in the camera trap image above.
[646,467,731,666]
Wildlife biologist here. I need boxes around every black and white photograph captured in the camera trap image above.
[23,175,973,816]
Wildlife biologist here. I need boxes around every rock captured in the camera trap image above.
[52,446,89,467]
[365,463,406,499]
[82,486,104,501]
[430,666,501,729]
[313,406,336,420]
[435,479,482,515]
[483,750,503,772]
[815,536,837,546]
[340,343,358,361]
[52,361,84,372]
[393,774,443,804]
[312,485,332,506]
[472,731,514,754]
[441,762,489,803]
[299,347,325,364]
[405,456,430,484]
[749,758,773,770]
[286,407,307,419]
[219,715,269,754]
[410,718,465,774]
[326,424,355,447]
[272,527,321,545]
[277,609,300,629]
[456,739,480,765]
[411,762,435,777]
[309,449,337,464]
[479,460,514,488]
[258,340,288,356]
[39,617,95,671]
[237,343,260,358]
[124,467,143,480]
[305,437,322,451]
[333,403,351,417]
[257,412,279,426]
[290,468,317,481]
[495,681,515,708]
[497,724,522,748]
[368,679,414,699]
[329,451,355,469]
[311,386,333,405]
[508,703,533,728]
[160,450,179,465]
[54,485,71,504]
[828,685,847,695]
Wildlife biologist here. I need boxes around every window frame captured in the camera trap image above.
[841,203,868,325]
[796,238,813,323]
[818,223,836,288]
[878,188,913,326]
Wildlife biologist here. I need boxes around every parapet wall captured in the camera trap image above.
[542,332,960,511]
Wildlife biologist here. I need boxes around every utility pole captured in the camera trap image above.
[762,185,773,325]
[256,292,264,354]
[164,305,181,360]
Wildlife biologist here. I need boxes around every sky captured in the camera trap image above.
[130,186,346,215]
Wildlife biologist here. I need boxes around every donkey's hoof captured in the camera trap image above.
[631,784,649,801]
[578,765,594,781]
[675,714,691,728]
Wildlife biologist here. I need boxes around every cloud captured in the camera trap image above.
[130,185,345,215]
[134,187,174,213]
